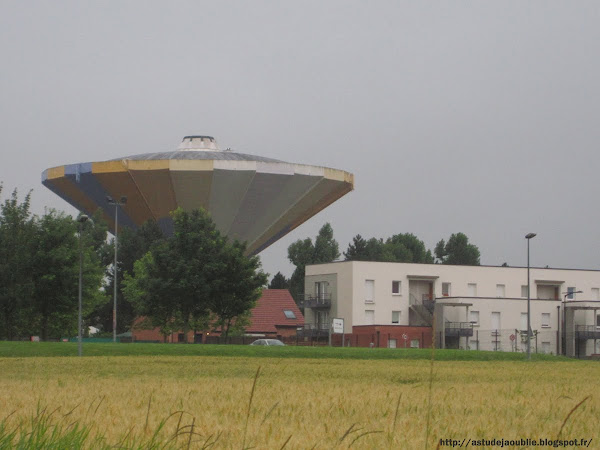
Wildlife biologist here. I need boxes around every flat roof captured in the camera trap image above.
[306,260,600,273]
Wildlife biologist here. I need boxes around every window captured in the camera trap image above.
[315,281,327,300]
[410,339,420,348]
[596,314,600,329]
[468,283,477,297]
[392,311,400,324]
[392,281,401,295]
[592,288,600,300]
[283,310,296,319]
[442,283,451,297]
[541,313,550,328]
[491,312,501,331]
[469,310,479,326]
[567,287,575,299]
[496,284,505,298]
[365,310,374,325]
[388,339,397,349]
[521,285,529,298]
[365,280,375,303]
[520,313,528,331]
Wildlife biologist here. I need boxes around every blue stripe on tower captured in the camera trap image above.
[64,163,138,230]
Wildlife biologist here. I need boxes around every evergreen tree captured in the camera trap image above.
[343,234,368,260]
[269,272,290,289]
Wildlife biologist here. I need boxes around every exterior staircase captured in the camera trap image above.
[409,294,434,326]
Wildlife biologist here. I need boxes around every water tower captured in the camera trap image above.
[42,136,354,255]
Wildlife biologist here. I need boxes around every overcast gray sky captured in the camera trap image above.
[2,1,599,279]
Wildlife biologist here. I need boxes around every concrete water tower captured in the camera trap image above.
[42,135,354,255]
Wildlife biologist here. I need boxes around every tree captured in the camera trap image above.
[0,184,107,340]
[31,211,105,340]
[269,272,290,289]
[209,240,267,337]
[384,233,434,264]
[288,223,339,302]
[434,233,480,265]
[122,252,178,341]
[124,208,266,342]
[345,233,433,263]
[0,186,36,340]
[313,223,339,263]
[344,234,368,260]
[92,219,164,334]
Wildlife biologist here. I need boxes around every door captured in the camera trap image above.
[388,339,397,349]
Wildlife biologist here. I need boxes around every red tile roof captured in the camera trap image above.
[246,289,304,333]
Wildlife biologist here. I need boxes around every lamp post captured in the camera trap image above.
[562,290,582,356]
[525,233,536,360]
[107,195,127,343]
[77,215,92,357]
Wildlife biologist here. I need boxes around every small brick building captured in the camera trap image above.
[132,289,304,343]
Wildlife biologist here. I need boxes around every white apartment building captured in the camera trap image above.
[303,261,600,357]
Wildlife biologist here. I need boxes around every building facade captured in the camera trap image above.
[303,261,600,357]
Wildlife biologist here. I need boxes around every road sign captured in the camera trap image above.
[510,334,516,341]
[402,333,408,341]
[332,318,344,334]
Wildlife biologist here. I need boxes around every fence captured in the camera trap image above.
[440,328,560,354]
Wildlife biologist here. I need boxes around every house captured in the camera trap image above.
[131,289,304,343]
[302,261,600,357]
[245,289,304,338]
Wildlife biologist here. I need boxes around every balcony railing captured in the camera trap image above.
[445,321,474,337]
[299,293,331,309]
[576,325,600,339]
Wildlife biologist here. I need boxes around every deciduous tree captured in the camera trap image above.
[0,186,36,340]
[93,219,164,334]
[124,208,267,342]
[288,223,339,302]
[434,233,480,265]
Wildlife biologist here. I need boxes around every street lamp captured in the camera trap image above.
[525,233,536,360]
[106,195,127,343]
[77,214,92,357]
[562,290,582,356]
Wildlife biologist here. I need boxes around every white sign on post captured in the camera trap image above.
[332,318,344,334]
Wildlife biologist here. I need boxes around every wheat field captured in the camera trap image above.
[0,354,598,449]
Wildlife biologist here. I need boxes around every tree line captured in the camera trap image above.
[272,224,480,302]
[0,186,106,340]
[0,185,266,341]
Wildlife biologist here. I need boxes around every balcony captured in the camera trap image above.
[575,325,600,340]
[297,323,330,337]
[445,322,474,337]
[299,293,331,309]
